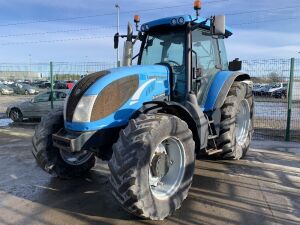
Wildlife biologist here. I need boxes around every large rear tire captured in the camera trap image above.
[108,114,195,220]
[32,109,95,179]
[217,81,254,159]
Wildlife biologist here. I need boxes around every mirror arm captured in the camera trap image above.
[132,53,139,61]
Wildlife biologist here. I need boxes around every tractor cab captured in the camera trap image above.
[115,6,240,107]
[137,15,232,104]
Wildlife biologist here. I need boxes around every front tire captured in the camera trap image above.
[9,108,23,122]
[217,81,254,160]
[108,114,195,220]
[32,109,95,179]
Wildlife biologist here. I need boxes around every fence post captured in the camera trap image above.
[50,61,54,109]
[285,58,295,141]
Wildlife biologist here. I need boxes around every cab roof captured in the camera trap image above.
[141,14,232,37]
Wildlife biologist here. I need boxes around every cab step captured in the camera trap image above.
[208,134,218,140]
[206,148,223,155]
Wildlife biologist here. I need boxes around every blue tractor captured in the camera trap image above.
[32,1,253,220]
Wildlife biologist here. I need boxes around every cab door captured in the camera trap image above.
[191,29,221,107]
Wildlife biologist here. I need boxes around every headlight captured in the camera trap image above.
[72,95,97,122]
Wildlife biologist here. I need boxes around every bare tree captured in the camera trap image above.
[268,72,282,83]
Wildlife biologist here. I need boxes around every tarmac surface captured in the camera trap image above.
[0,124,299,225]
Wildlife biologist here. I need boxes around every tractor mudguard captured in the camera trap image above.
[203,71,250,112]
[133,96,209,151]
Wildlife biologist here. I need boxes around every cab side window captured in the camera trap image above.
[218,39,229,70]
[192,30,220,75]
[192,29,221,105]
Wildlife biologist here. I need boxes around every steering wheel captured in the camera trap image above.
[167,60,181,67]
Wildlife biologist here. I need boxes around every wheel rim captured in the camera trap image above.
[10,110,20,121]
[235,99,250,146]
[59,149,93,166]
[149,137,185,200]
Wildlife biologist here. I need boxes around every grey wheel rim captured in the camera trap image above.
[149,137,186,200]
[235,99,250,146]
[59,149,93,166]
[10,110,20,121]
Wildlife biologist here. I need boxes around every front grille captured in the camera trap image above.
[91,75,139,121]
[66,70,109,122]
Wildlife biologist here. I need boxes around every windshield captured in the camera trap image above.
[140,28,186,102]
[141,29,185,66]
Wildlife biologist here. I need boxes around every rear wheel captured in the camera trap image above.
[217,81,253,160]
[109,114,195,220]
[9,108,23,122]
[32,109,95,179]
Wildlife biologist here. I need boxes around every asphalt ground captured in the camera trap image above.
[0,124,299,225]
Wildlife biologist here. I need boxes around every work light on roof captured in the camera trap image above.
[171,18,177,25]
[178,17,185,25]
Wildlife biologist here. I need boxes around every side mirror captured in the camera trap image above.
[229,58,242,71]
[211,15,225,36]
[114,33,119,49]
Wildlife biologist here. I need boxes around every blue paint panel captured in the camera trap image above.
[65,65,170,131]
[142,15,232,36]
[203,70,233,111]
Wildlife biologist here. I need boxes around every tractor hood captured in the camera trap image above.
[64,65,170,131]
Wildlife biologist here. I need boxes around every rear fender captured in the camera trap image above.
[203,71,251,112]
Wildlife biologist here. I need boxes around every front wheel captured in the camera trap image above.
[109,114,195,220]
[9,108,23,122]
[32,109,95,179]
[216,81,254,160]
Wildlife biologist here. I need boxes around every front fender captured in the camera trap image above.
[203,71,250,111]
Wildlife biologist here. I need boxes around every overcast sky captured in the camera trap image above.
[0,0,299,63]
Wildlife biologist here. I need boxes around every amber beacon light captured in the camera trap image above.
[194,0,202,18]
[194,0,202,10]
[134,15,140,23]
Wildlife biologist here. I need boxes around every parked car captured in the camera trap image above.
[253,85,271,96]
[66,80,75,89]
[6,90,68,122]
[9,83,39,95]
[54,81,67,89]
[0,84,14,95]
[272,87,287,99]
[38,81,51,89]
[267,83,288,96]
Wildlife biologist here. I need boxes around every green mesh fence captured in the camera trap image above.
[242,58,300,142]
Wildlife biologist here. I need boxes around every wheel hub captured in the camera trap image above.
[149,137,186,200]
[150,152,170,178]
